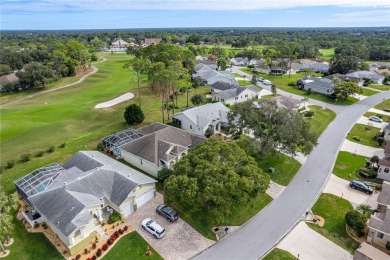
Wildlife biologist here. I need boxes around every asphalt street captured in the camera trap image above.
[194,68,390,260]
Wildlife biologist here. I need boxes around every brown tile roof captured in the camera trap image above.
[385,142,390,154]
[0,73,19,84]
[379,158,390,167]
[378,181,390,206]
[368,207,390,235]
[144,38,162,45]
[374,68,390,76]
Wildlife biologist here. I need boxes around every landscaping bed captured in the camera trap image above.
[308,193,360,253]
[346,124,382,147]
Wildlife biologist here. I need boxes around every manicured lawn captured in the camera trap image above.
[238,80,251,86]
[364,112,390,123]
[308,193,360,253]
[103,231,163,260]
[262,94,280,98]
[346,124,382,147]
[369,84,390,91]
[319,48,335,60]
[236,136,302,186]
[7,215,63,260]
[0,53,210,194]
[333,151,368,181]
[374,98,390,111]
[239,69,358,105]
[263,248,296,260]
[165,192,272,241]
[305,105,337,138]
[362,88,380,96]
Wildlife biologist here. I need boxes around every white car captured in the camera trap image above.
[263,80,272,85]
[368,116,383,123]
[142,218,166,239]
[257,77,264,82]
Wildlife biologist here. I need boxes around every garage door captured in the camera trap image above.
[135,190,155,208]
[122,203,134,217]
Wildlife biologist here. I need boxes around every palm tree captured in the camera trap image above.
[123,58,144,107]
[357,204,373,219]
[0,214,13,254]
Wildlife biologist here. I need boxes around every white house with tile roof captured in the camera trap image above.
[211,85,261,105]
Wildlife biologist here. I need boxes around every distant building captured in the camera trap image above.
[325,73,364,86]
[230,57,249,66]
[211,85,261,105]
[143,38,162,46]
[346,71,384,85]
[0,73,20,91]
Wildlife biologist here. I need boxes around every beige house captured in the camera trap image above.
[15,151,157,255]
[353,242,389,260]
[367,181,390,250]
[378,142,390,182]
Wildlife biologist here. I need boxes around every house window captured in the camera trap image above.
[327,89,329,93]
[190,125,192,129]
[385,168,389,173]
[377,232,384,239]
[140,159,143,165]
[245,94,248,98]
[74,230,81,238]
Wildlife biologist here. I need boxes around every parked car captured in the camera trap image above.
[349,180,373,194]
[368,116,383,123]
[142,218,166,239]
[257,77,264,82]
[263,80,272,85]
[156,204,178,222]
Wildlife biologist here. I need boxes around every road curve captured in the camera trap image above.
[194,75,390,259]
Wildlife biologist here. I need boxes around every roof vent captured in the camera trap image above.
[71,207,74,211]
[127,174,131,178]
[64,181,67,185]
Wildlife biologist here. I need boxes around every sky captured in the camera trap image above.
[1,0,389,30]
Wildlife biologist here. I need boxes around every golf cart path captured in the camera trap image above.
[1,58,107,108]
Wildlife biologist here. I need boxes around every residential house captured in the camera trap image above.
[172,102,230,135]
[210,81,240,93]
[353,242,389,260]
[270,67,287,75]
[297,76,335,95]
[259,96,304,110]
[111,39,129,48]
[346,71,385,85]
[297,61,329,73]
[194,63,218,75]
[193,70,236,85]
[116,123,206,176]
[325,73,364,86]
[211,85,261,105]
[14,151,157,255]
[249,58,265,66]
[375,69,390,77]
[378,142,390,182]
[0,73,19,91]
[143,38,162,46]
[367,181,390,249]
[384,123,390,142]
[230,57,249,66]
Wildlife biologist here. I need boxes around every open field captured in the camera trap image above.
[239,68,358,105]
[308,193,360,253]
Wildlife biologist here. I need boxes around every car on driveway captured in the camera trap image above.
[368,116,383,122]
[156,204,178,222]
[349,180,373,194]
[257,77,264,82]
[263,80,272,85]
[142,218,166,239]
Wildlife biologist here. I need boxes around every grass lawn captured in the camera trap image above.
[263,248,296,260]
[369,84,390,91]
[102,231,163,260]
[362,88,380,96]
[346,124,381,147]
[319,48,335,60]
[305,105,337,138]
[236,136,302,186]
[374,98,390,111]
[308,193,360,253]
[6,216,63,260]
[165,192,272,241]
[239,69,358,105]
[333,151,368,181]
[238,80,251,86]
[364,112,390,123]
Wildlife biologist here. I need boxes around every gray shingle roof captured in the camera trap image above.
[368,207,390,235]
[213,85,260,100]
[299,76,334,90]
[324,73,362,84]
[210,81,240,91]
[346,71,383,82]
[120,123,206,166]
[27,151,156,237]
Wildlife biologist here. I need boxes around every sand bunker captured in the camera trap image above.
[95,93,134,108]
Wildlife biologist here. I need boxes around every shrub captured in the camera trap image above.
[191,94,205,105]
[86,258,92,260]
[377,137,384,146]
[370,155,379,163]
[20,153,31,162]
[114,231,120,238]
[96,249,102,257]
[124,104,145,125]
[6,160,15,169]
[34,223,40,229]
[345,210,366,237]
[109,212,121,223]
[288,81,296,87]
[102,244,108,251]
[63,250,68,255]
[205,128,214,138]
[124,226,128,231]
[84,248,88,255]
[97,143,103,151]
[59,142,66,148]
[42,223,48,229]
[47,146,55,153]
[306,88,312,95]
[75,254,81,260]
[358,167,377,178]
[386,241,390,250]
[304,111,314,117]
[107,239,113,245]
[35,151,45,157]
[92,256,96,260]
[118,229,123,235]
[298,107,306,112]
[157,168,174,182]
[92,243,96,249]
[353,136,361,142]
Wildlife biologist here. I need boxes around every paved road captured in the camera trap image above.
[194,69,390,260]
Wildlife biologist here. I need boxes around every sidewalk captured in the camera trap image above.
[277,222,352,260]
[369,108,390,116]
[340,139,384,158]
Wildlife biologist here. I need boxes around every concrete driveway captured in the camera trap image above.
[356,116,388,129]
[125,193,214,260]
[276,222,352,260]
[323,174,379,209]
[340,139,384,158]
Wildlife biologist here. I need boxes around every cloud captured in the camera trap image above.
[286,10,302,13]
[2,0,390,13]
[331,10,390,23]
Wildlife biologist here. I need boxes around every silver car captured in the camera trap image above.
[368,116,383,122]
[142,218,166,239]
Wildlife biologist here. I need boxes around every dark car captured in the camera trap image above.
[156,204,178,222]
[349,180,373,194]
